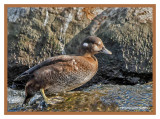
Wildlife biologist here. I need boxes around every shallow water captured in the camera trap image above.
[7,83,153,112]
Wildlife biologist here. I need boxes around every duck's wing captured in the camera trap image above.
[14,55,73,81]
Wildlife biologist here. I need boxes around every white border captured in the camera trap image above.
[0,0,160,119]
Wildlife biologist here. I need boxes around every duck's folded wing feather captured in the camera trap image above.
[14,55,73,81]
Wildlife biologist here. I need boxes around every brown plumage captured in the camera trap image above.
[16,36,112,104]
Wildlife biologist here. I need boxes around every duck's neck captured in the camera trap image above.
[82,53,92,57]
[82,53,97,62]
[79,50,97,61]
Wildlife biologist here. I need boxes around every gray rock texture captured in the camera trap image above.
[8,7,105,67]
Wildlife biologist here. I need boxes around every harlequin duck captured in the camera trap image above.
[16,36,112,104]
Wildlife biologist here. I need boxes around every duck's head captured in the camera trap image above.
[79,36,112,56]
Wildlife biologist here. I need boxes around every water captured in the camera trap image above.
[7,83,153,112]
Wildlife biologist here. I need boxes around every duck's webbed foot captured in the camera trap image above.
[40,89,63,105]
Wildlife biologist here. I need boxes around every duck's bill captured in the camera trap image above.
[100,47,112,55]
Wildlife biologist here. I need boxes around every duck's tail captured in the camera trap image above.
[11,72,34,90]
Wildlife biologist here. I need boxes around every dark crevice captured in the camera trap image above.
[100,69,152,85]
[8,65,29,89]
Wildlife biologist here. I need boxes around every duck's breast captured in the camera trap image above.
[61,56,98,91]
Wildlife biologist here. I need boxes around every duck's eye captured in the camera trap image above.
[83,43,89,47]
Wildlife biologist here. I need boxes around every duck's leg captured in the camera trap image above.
[40,88,64,104]
[40,88,50,103]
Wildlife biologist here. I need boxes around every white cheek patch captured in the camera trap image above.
[83,43,89,47]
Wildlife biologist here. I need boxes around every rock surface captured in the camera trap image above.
[7,83,153,112]
[8,7,106,67]
[7,7,153,85]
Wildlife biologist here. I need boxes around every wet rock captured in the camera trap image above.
[7,88,25,104]
[7,83,153,112]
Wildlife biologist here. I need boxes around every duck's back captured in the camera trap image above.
[32,55,98,93]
